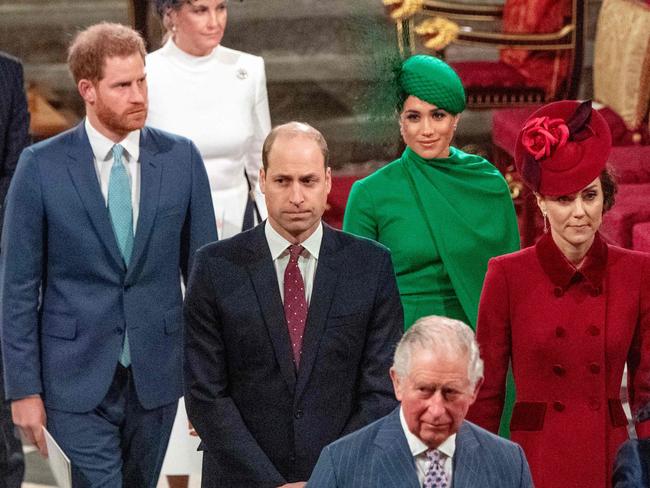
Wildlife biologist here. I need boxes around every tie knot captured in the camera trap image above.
[112,144,124,161]
[427,449,445,464]
[287,244,304,261]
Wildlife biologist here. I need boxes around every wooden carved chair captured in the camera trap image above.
[385,0,586,109]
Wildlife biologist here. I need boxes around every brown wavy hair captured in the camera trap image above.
[67,22,146,84]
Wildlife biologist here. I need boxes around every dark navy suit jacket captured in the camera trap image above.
[184,223,403,486]
[0,51,30,233]
[308,408,534,487]
[0,122,217,412]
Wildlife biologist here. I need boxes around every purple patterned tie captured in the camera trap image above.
[424,449,449,488]
[284,245,307,367]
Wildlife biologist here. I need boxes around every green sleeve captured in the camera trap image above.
[342,180,378,240]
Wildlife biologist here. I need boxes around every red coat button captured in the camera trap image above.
[589,363,600,374]
[554,287,564,297]
[553,364,566,376]
[553,401,565,412]
[556,326,566,338]
[587,325,600,336]
[588,398,601,410]
[590,286,602,297]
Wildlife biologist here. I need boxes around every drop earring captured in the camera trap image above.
[542,210,548,233]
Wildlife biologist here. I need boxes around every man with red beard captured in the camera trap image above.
[0,23,216,487]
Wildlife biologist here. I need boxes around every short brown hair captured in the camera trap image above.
[600,166,618,212]
[262,122,329,170]
[68,22,146,84]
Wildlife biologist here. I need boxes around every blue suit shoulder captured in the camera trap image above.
[329,224,392,257]
[0,51,22,70]
[325,409,390,453]
[463,420,520,451]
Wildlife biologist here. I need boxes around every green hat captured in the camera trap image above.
[399,55,466,114]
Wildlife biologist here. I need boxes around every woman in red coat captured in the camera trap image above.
[467,100,650,487]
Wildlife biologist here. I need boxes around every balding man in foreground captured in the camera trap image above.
[184,122,403,487]
[308,316,533,487]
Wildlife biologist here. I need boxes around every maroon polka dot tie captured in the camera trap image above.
[284,244,308,367]
[424,449,448,488]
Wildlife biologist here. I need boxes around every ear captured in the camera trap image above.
[389,368,403,402]
[259,168,266,194]
[535,192,546,214]
[453,113,461,129]
[78,79,96,104]
[468,377,483,405]
[325,166,332,195]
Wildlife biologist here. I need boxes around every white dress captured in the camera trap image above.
[146,39,271,239]
[146,40,271,476]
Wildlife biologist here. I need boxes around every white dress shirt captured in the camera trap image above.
[85,118,141,232]
[399,407,456,486]
[264,221,322,305]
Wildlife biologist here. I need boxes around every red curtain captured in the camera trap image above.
[500,0,573,98]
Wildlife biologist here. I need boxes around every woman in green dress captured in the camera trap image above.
[343,54,520,331]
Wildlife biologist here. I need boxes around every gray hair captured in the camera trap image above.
[392,315,484,388]
[262,121,329,170]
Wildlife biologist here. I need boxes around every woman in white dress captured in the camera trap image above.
[146,1,271,486]
[148,0,271,240]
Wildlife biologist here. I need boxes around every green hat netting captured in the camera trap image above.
[399,54,466,114]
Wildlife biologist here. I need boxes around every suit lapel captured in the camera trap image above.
[451,422,481,488]
[294,225,341,399]
[126,128,162,282]
[66,123,125,271]
[373,409,420,488]
[247,225,297,394]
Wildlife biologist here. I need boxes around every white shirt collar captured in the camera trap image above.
[265,221,322,261]
[85,117,140,163]
[399,406,456,460]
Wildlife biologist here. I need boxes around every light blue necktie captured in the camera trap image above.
[108,144,134,367]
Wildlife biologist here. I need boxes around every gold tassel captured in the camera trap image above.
[383,0,424,21]
[415,16,460,51]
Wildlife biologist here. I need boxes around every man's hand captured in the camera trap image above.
[188,420,198,437]
[12,395,48,457]
[278,483,307,488]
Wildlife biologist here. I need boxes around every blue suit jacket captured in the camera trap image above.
[308,408,534,488]
[0,52,30,232]
[184,223,403,486]
[613,439,650,488]
[0,122,217,412]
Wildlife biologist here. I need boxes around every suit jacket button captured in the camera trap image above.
[587,325,600,336]
[588,398,601,410]
[294,409,303,419]
[553,401,565,412]
[590,286,601,297]
[555,326,566,338]
[589,363,600,374]
[115,327,123,335]
[552,364,566,376]
[554,287,564,297]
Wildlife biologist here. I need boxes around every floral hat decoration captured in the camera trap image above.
[514,100,612,196]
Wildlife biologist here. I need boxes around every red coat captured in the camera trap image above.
[467,233,650,488]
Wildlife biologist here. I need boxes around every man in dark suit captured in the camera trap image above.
[612,405,650,488]
[0,50,30,488]
[308,315,533,488]
[184,121,403,487]
[0,23,217,487]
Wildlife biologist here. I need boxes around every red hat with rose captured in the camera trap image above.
[514,100,612,196]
